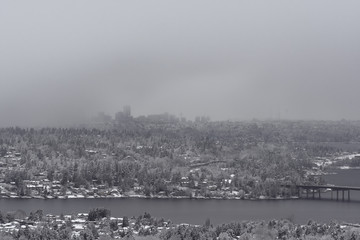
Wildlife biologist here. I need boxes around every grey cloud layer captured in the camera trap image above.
[1,1,360,126]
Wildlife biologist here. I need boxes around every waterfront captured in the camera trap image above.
[0,169,358,226]
[2,197,360,225]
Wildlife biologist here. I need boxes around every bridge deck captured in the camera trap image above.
[281,184,358,201]
[283,185,360,191]
[298,185,360,191]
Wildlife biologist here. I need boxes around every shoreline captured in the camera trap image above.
[0,194,300,201]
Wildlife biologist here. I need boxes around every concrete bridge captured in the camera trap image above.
[282,184,360,201]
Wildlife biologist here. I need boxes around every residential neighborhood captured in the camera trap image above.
[0,147,290,200]
[0,209,175,239]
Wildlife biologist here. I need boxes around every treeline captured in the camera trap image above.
[2,120,360,161]
[2,208,360,240]
[2,120,360,156]
[160,219,360,240]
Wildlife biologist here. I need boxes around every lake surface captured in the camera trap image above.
[0,169,359,225]
[324,168,360,187]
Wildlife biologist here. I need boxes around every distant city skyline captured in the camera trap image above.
[1,1,360,127]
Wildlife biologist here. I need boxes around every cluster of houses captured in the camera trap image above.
[0,212,174,239]
[0,147,253,200]
[0,148,22,173]
[178,173,243,199]
[0,178,124,199]
[0,148,122,199]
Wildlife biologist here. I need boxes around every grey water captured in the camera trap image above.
[0,169,359,225]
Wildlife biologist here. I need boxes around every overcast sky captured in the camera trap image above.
[1,1,360,127]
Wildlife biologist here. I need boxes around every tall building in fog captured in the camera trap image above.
[123,105,131,117]
[115,105,132,122]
